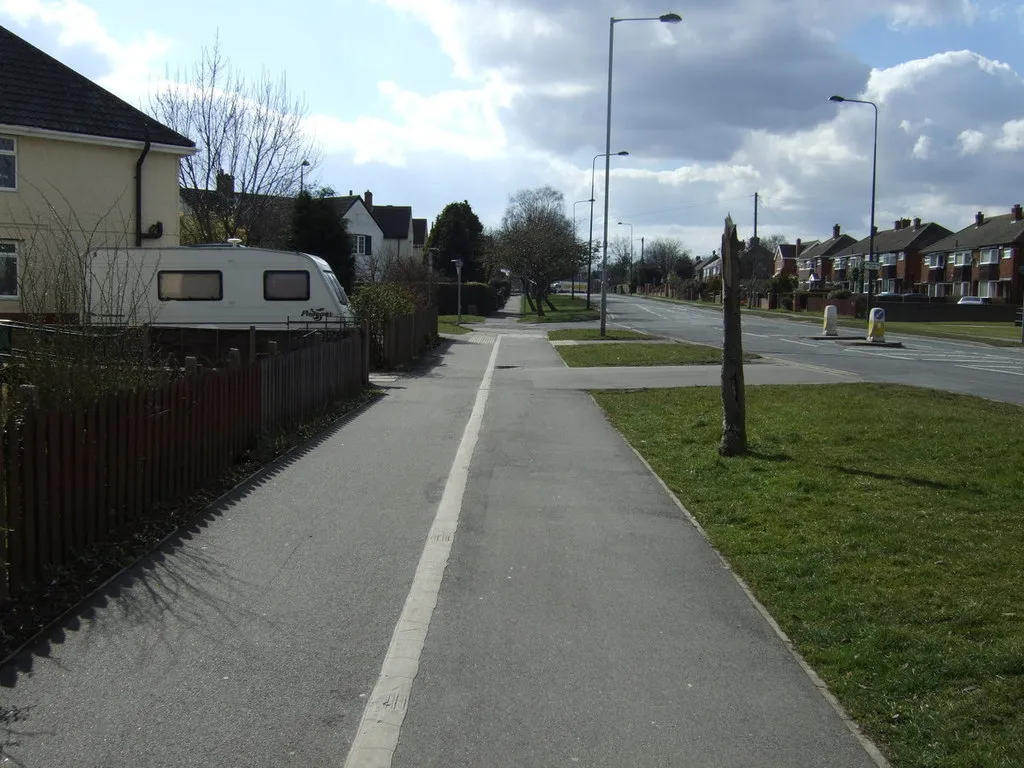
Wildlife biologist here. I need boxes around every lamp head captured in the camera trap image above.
[660,13,682,23]
[616,150,629,156]
[828,95,846,103]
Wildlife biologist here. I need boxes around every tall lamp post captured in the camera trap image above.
[572,199,592,298]
[617,221,634,290]
[829,95,878,313]
[600,12,682,336]
[589,151,628,310]
[300,159,311,194]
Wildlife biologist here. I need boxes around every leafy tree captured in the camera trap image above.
[426,201,485,282]
[674,254,696,280]
[288,187,355,291]
[758,233,787,253]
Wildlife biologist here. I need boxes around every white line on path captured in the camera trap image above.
[343,336,502,768]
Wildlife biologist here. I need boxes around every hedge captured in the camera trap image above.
[435,281,499,316]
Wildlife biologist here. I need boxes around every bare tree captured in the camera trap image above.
[359,239,402,284]
[643,237,691,283]
[489,186,580,316]
[149,34,321,246]
[3,187,167,415]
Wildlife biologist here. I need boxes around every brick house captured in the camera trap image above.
[832,218,952,295]
[923,206,1024,302]
[796,225,857,289]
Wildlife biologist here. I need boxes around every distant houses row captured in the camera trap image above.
[695,206,1024,305]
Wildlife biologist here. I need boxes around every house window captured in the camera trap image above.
[881,253,897,266]
[927,253,945,268]
[0,241,18,297]
[953,251,972,267]
[835,258,845,269]
[978,281,998,298]
[980,248,999,264]
[898,253,905,262]
[0,136,15,190]
[1002,247,1014,260]
[351,234,373,256]
[264,270,310,301]
[158,270,223,301]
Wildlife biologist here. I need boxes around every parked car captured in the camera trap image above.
[957,296,992,305]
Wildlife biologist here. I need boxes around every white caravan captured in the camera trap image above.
[85,244,354,330]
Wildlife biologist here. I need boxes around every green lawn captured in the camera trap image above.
[593,384,1024,767]
[558,341,744,367]
[438,314,485,335]
[547,328,654,341]
[520,294,600,323]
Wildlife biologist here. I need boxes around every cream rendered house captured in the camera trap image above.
[0,26,195,319]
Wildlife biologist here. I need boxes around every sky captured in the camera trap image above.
[3,0,1024,255]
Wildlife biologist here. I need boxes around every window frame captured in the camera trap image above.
[980,248,999,265]
[0,240,19,298]
[263,269,311,301]
[0,135,16,192]
[352,235,366,256]
[1002,247,1014,260]
[157,270,223,301]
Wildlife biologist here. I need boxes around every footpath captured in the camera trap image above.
[0,306,883,768]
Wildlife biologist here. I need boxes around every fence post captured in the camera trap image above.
[267,340,279,357]
[361,321,370,384]
[249,325,257,363]
[227,348,241,368]
[185,356,198,377]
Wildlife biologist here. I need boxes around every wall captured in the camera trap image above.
[0,133,184,315]
[874,301,1020,322]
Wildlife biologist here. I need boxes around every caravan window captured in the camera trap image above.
[323,271,349,306]
[158,270,223,301]
[264,270,310,301]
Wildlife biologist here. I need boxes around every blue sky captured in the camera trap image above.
[3,0,1024,254]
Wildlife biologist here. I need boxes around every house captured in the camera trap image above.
[365,192,415,262]
[832,217,953,295]
[0,25,195,317]
[795,225,857,289]
[180,172,295,249]
[923,206,1024,302]
[333,191,385,282]
[699,254,722,281]
[773,239,816,278]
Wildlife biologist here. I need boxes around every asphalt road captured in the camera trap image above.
[606,294,1024,405]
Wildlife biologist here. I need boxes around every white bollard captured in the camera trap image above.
[823,305,839,337]
[868,307,886,343]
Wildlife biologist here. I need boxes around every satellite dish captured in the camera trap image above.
[227,238,243,246]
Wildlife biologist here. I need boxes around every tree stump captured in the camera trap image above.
[719,215,747,456]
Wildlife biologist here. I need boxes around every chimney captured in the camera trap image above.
[894,220,903,230]
[1012,204,1023,222]
[833,224,841,239]
[913,217,922,230]
[364,190,373,210]
[349,189,353,196]
[795,238,802,256]
[216,170,234,196]
[901,218,911,230]
[976,211,985,227]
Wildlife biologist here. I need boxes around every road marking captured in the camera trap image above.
[343,337,502,768]
[957,364,1024,376]
[778,338,819,348]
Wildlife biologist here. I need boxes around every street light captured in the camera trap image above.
[600,12,682,336]
[572,198,593,298]
[618,221,633,290]
[829,94,878,312]
[589,150,629,310]
[451,258,464,326]
[299,159,311,194]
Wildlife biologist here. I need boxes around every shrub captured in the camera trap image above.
[489,277,512,304]
[350,283,416,367]
[435,281,498,316]
[828,289,852,299]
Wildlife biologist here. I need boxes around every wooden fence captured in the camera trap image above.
[0,335,366,602]
[378,306,439,370]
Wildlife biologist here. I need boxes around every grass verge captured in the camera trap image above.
[593,383,1024,767]
[438,313,486,336]
[558,341,757,367]
[520,294,600,323]
[0,387,384,663]
[548,328,654,341]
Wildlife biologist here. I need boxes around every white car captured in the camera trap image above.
[957,296,992,305]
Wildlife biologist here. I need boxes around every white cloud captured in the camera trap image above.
[0,0,171,103]
[994,119,1024,150]
[913,135,934,158]
[958,129,986,153]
